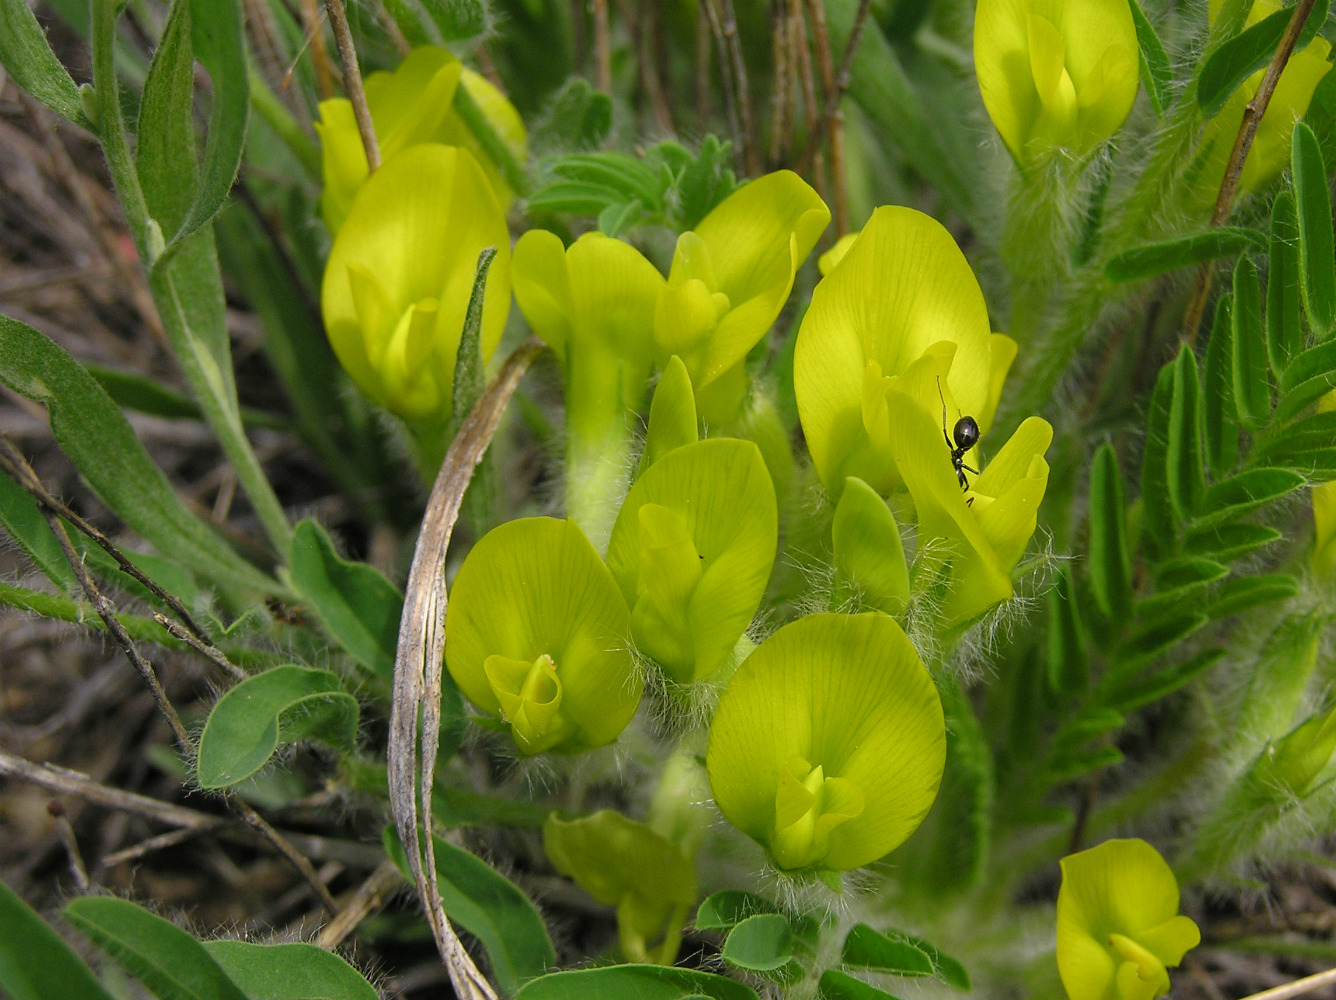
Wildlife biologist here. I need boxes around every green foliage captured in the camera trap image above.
[1196,0,1330,118]
[288,519,403,682]
[1128,0,1172,117]
[64,897,251,1000]
[527,137,740,235]
[383,828,555,993]
[1104,228,1266,282]
[0,879,114,1000]
[200,942,379,1000]
[515,966,760,1000]
[196,666,359,789]
[0,0,91,127]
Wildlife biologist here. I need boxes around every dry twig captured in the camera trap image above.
[592,0,612,92]
[388,336,545,1000]
[315,859,403,949]
[322,0,380,171]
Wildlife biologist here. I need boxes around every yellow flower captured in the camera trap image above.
[884,343,1052,629]
[654,170,828,424]
[320,145,510,428]
[795,205,1017,498]
[974,0,1140,165]
[706,613,945,872]
[317,46,526,234]
[1057,839,1200,1000]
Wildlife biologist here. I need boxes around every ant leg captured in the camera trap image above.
[961,463,980,476]
[937,377,954,449]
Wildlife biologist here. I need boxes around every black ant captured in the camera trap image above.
[937,377,979,500]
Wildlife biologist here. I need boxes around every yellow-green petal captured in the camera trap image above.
[706,613,945,872]
[444,517,639,753]
[321,145,510,426]
[795,206,995,494]
[606,438,777,683]
[1057,838,1200,1000]
[832,476,910,616]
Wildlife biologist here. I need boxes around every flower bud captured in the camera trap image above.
[974,0,1140,165]
[321,145,511,429]
[317,46,525,234]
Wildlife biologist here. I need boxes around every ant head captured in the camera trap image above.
[953,416,980,451]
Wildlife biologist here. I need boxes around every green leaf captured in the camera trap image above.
[598,199,645,238]
[1184,523,1282,561]
[0,581,179,646]
[1052,708,1126,755]
[433,786,552,828]
[288,520,404,683]
[88,365,206,421]
[1128,0,1172,117]
[842,924,935,976]
[0,0,92,128]
[1088,444,1133,620]
[1207,573,1299,618]
[64,896,249,1000]
[1232,256,1271,432]
[1141,364,1177,557]
[529,77,613,154]
[1293,122,1336,336]
[694,890,782,931]
[1197,0,1329,117]
[1204,295,1240,478]
[721,914,794,972]
[1104,648,1226,712]
[452,247,497,434]
[0,877,115,1000]
[0,315,275,594]
[1256,409,1336,456]
[1119,612,1209,666]
[1046,566,1087,695]
[1104,228,1265,282]
[1193,468,1305,528]
[1167,345,1206,519]
[1137,558,1229,617]
[1042,744,1125,784]
[383,828,555,994]
[201,942,378,1000]
[0,471,76,591]
[143,0,249,265]
[818,970,904,1000]
[196,665,359,789]
[1268,191,1303,377]
[895,932,971,990]
[552,153,662,203]
[421,0,487,39]
[526,181,623,215]
[515,966,759,1000]
[1275,339,1336,424]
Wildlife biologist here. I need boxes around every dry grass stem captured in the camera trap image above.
[315,859,403,948]
[388,336,545,1000]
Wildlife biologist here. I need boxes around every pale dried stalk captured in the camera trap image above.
[1238,967,1336,1000]
[315,860,403,948]
[769,0,793,167]
[1183,0,1318,342]
[792,3,826,206]
[388,337,545,1000]
[300,0,336,99]
[592,0,611,92]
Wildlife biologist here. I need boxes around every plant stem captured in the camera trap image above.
[592,0,611,92]
[323,0,380,171]
[1183,0,1318,344]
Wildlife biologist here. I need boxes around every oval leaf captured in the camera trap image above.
[1088,443,1132,619]
[201,941,379,1000]
[196,666,358,789]
[1167,345,1206,519]
[721,914,794,972]
[819,970,904,1000]
[842,924,935,976]
[63,897,248,1000]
